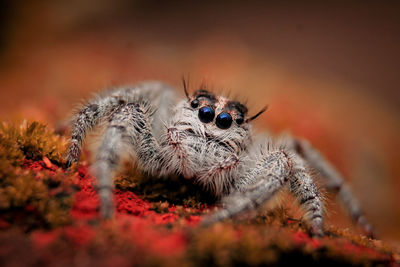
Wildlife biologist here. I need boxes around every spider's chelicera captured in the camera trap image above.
[66,80,374,238]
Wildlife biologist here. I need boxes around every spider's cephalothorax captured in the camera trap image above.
[164,89,253,195]
[66,81,374,238]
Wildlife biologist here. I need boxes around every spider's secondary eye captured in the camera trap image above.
[216,112,232,129]
[236,116,244,125]
[198,106,215,123]
[191,99,199,108]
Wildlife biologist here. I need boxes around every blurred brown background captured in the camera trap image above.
[0,1,399,244]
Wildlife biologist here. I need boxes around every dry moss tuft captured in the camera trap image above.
[0,121,72,229]
[0,120,66,165]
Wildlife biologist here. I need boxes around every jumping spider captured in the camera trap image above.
[66,80,373,237]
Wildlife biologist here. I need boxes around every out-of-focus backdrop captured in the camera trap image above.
[0,1,399,244]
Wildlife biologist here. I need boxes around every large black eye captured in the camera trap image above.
[216,112,232,129]
[191,99,199,108]
[198,106,215,123]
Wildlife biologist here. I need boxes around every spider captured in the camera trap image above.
[66,80,373,237]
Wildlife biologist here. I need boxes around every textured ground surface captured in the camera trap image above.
[0,121,398,267]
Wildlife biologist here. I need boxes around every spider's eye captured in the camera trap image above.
[191,99,199,108]
[236,116,244,125]
[216,112,232,129]
[198,106,215,123]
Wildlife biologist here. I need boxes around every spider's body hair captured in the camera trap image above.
[66,81,374,238]
[163,97,252,195]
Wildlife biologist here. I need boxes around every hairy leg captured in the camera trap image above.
[94,102,172,218]
[292,138,373,237]
[289,155,324,237]
[66,81,175,167]
[201,149,291,228]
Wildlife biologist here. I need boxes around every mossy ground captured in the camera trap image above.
[0,121,398,267]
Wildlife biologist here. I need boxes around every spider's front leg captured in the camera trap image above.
[94,102,170,218]
[201,147,324,237]
[66,82,175,167]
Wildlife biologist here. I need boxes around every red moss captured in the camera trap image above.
[339,241,392,262]
[292,230,323,249]
[32,225,95,248]
[70,191,99,220]
[23,160,44,173]
[114,214,186,257]
[31,230,60,248]
[23,157,61,178]
[0,218,10,230]
[150,231,186,256]
[63,225,96,246]
[185,215,202,226]
[69,165,99,220]
[116,190,152,216]
[152,213,180,224]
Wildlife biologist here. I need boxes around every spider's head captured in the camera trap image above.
[166,81,266,180]
[185,88,250,135]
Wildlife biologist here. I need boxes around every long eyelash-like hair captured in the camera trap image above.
[246,106,268,122]
[182,76,190,100]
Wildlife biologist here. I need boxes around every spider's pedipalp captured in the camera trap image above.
[201,149,292,226]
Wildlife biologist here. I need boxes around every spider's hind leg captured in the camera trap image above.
[291,138,374,237]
